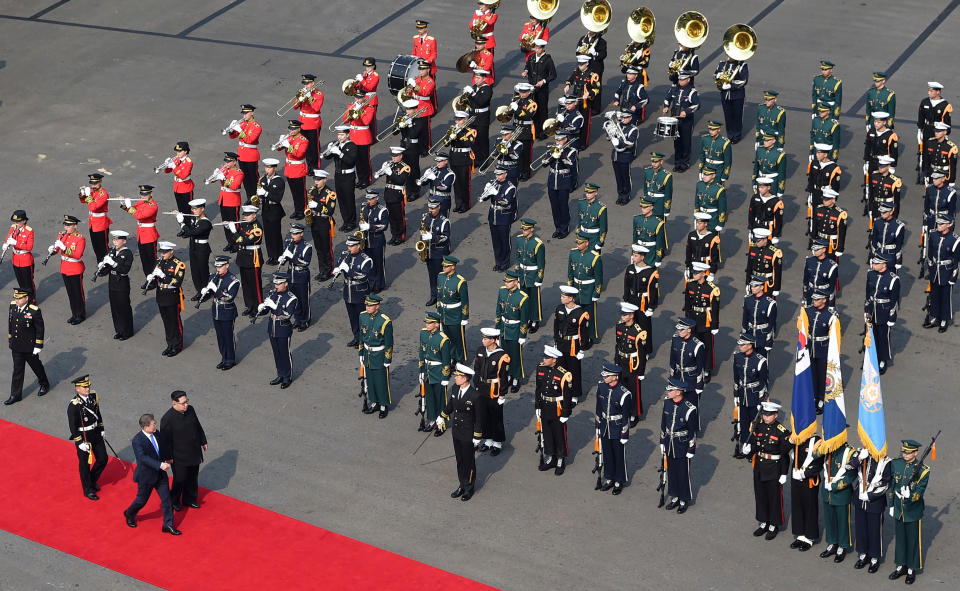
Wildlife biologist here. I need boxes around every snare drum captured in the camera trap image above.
[387,55,419,94]
[654,116,679,138]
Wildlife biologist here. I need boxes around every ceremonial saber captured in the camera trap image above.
[412,430,433,455]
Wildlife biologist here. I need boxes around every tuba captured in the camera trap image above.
[342,78,360,97]
[674,10,708,48]
[579,0,612,39]
[452,91,472,113]
[524,0,560,51]
[716,24,757,90]
[415,214,429,262]
[621,6,655,69]
[542,117,559,137]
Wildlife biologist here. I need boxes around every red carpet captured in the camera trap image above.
[0,419,496,590]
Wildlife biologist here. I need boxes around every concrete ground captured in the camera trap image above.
[0,0,957,589]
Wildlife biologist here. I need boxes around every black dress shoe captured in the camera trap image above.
[124,513,137,528]
[490,447,501,456]
[266,258,279,266]
[242,308,254,317]
[342,224,358,233]
[117,334,130,341]
[765,528,778,540]
[216,362,225,369]
[269,377,283,385]
[451,487,464,498]
[629,417,640,428]
[867,561,879,573]
[114,333,122,339]
[819,546,835,558]
[854,558,867,569]
[187,503,201,509]
[939,323,948,333]
[477,443,490,453]
[799,541,812,552]
[280,380,292,389]
[162,348,171,357]
[190,293,201,301]
[167,348,181,357]
[424,298,437,306]
[527,322,539,334]
[676,501,687,512]
[460,488,474,501]
[4,396,21,405]
[557,231,570,239]
[753,526,766,537]
[378,408,388,419]
[346,339,359,347]
[551,231,561,238]
[338,224,349,232]
[666,499,679,511]
[362,405,377,414]
[554,463,565,475]
[297,324,308,332]
[538,459,553,471]
[889,567,904,580]
[600,480,614,491]
[221,363,235,371]
[173,503,182,512]
[510,384,520,393]
[834,551,846,563]
[790,539,802,549]
[922,317,937,328]
[162,524,182,536]
[37,384,50,397]
[92,483,100,491]
[905,572,915,584]
[86,492,99,501]
[67,317,80,325]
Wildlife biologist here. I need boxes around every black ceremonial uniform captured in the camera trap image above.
[467,82,493,166]
[258,172,286,262]
[448,125,477,212]
[745,242,783,296]
[523,51,557,136]
[576,32,607,114]
[153,255,186,353]
[660,393,697,505]
[805,304,836,410]
[685,228,721,276]
[682,278,720,373]
[8,299,49,403]
[360,200,389,292]
[67,392,107,497]
[747,418,791,531]
[595,379,632,486]
[262,288,298,385]
[849,452,892,564]
[613,76,649,125]
[742,293,778,352]
[747,193,784,241]
[871,215,906,268]
[438,384,481,494]
[921,136,958,183]
[917,96,952,181]
[336,249,373,342]
[234,220,263,313]
[307,183,337,278]
[178,214,213,295]
[535,362,573,468]
[864,266,900,371]
[399,118,426,200]
[614,319,648,421]
[382,161,411,243]
[473,344,510,447]
[867,171,902,221]
[332,138,359,229]
[565,68,600,149]
[802,255,838,308]
[554,302,591,404]
[99,243,134,338]
[806,157,842,227]
[424,212,452,302]
[663,84,700,170]
[203,270,240,367]
[790,435,825,544]
[669,333,705,393]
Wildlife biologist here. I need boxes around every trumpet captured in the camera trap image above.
[456,50,479,73]
[154,156,175,174]
[321,141,338,158]
[270,134,289,152]
[205,166,227,185]
[531,144,562,171]
[416,166,438,186]
[376,107,426,142]
[221,119,240,135]
[276,81,325,117]
[162,210,198,217]
[429,117,476,154]
[478,180,500,201]
[415,214,429,262]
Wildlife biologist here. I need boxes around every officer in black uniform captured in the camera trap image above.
[359,189,389,293]
[466,69,493,166]
[446,111,477,213]
[595,362,632,495]
[806,143,842,233]
[731,333,768,457]
[802,240,838,308]
[847,446,892,572]
[789,433,824,552]
[745,228,782,297]
[563,59,600,149]
[334,235,373,346]
[256,158,286,265]
[66,374,107,500]
[377,147,412,245]
[6,287,49,405]
[145,241,186,357]
[662,71,700,172]
[744,401,792,539]
[554,285,591,406]
[397,99,426,201]
[306,170,337,281]
[176,198,213,299]
[97,230,135,340]
[330,125,359,232]
[865,253,900,374]
[805,290,835,413]
[623,244,660,337]
[660,377,698,513]
[575,30,607,115]
[523,39,556,136]
[198,256,240,370]
[614,301,648,425]
[255,273,299,388]
[682,262,720,378]
[685,213,721,277]
[280,224,313,330]
[434,363,481,501]
[535,345,573,475]
[422,199,451,306]
[232,204,264,316]
[473,327,511,455]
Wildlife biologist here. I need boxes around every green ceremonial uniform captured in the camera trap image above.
[418,328,452,423]
[755,103,786,147]
[810,115,841,161]
[495,286,529,382]
[812,73,842,117]
[753,146,787,195]
[865,86,896,129]
[567,247,603,340]
[641,166,673,217]
[818,444,855,550]
[436,272,469,362]
[694,180,728,231]
[632,214,666,266]
[889,457,930,571]
[699,134,733,182]
[359,311,393,406]
[576,198,608,252]
[515,233,546,324]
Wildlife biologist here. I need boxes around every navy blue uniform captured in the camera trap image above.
[805,305,836,410]
[261,290,298,382]
[662,85,700,169]
[492,138,523,186]
[281,239,313,328]
[926,230,959,326]
[865,267,900,370]
[486,180,517,270]
[613,78,649,125]
[360,202,389,291]
[204,270,240,366]
[715,60,749,141]
[336,250,373,341]
[848,454,892,563]
[741,293,778,352]
[611,123,639,203]
[923,184,957,231]
[546,145,578,234]
[424,212,452,301]
[425,167,455,217]
[595,380,632,485]
[732,350,768,446]
[669,333,705,392]
[870,216,906,268]
[660,394,697,504]
[802,255,838,307]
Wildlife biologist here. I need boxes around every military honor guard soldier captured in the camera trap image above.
[6,287,49,406]
[923,214,959,333]
[888,439,931,584]
[567,232,603,342]
[256,273,299,389]
[419,311,453,427]
[145,241,186,357]
[594,363,632,495]
[846,446,891,573]
[198,256,240,370]
[306,169,337,282]
[333,235,373,347]
[744,401,791,539]
[788,434,823,552]
[805,290,835,413]
[436,256,469,363]
[257,158,287,265]
[434,363,481,502]
[495,270,529,393]
[554,285,591,406]
[817,442,856,563]
[535,345,573,475]
[96,230,135,340]
[660,377,697,513]
[472,327,510,454]
[279,224,313,331]
[360,189,389,293]
[731,333,768,458]
[423,199,452,306]
[67,375,108,500]
[359,294,393,418]
[514,218,545,333]
[864,253,900,373]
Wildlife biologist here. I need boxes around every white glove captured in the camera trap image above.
[55,239,66,250]
[280,138,291,149]
[835,251,843,258]
[175,213,185,224]
[102,254,116,266]
[886,319,896,327]
[227,222,237,233]
[686,452,694,459]
[78,442,91,452]
[859,490,869,501]
[123,198,132,209]
[307,199,319,209]
[660,444,666,454]
[792,469,803,481]
[263,299,278,310]
[200,286,211,296]
[435,417,444,429]
[1,244,7,253]
[510,101,519,111]
[645,309,654,317]
[559,416,568,423]
[407,77,417,86]
[592,296,599,302]
[461,319,468,326]
[534,282,542,287]
[588,48,597,57]
[825,479,833,491]
[440,380,449,386]
[469,61,477,69]
[355,74,364,82]
[282,249,294,260]
[858,448,869,460]
[715,225,723,232]
[742,443,751,455]
[778,475,787,485]
[150,267,165,280]
[382,363,390,368]
[256,187,267,197]
[808,154,814,163]
[473,438,481,447]
[621,438,629,445]
[359,222,370,231]
[576,351,584,360]
[160,462,171,471]
[47,244,59,254]
[32,347,41,355]
[379,162,392,175]
[497,397,505,406]
[4,237,15,246]
[206,281,218,292]
[462,85,473,94]
[889,507,895,517]
[397,118,410,129]
[257,303,268,313]
[711,329,719,335]
[611,138,620,147]
[337,262,349,273]
[772,290,780,297]
[420,232,432,240]
[900,485,910,498]
[231,121,243,132]
[518,337,526,345]
[424,169,436,180]
[917,129,923,144]
[722,83,731,90]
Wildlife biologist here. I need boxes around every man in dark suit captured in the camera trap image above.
[160,390,208,511]
[123,413,181,535]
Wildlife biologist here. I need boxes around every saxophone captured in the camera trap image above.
[304,188,315,226]
[356,208,367,250]
[415,214,429,262]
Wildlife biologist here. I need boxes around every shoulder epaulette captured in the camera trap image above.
[28,304,39,310]
[777,423,788,432]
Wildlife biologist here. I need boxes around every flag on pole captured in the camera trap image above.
[821,314,848,453]
[791,309,817,443]
[857,325,887,460]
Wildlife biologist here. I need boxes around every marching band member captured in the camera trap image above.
[226,106,262,199]
[275,120,309,220]
[77,172,111,262]
[293,73,324,172]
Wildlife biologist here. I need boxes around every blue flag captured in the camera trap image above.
[821,314,848,453]
[791,310,817,442]
[857,326,887,460]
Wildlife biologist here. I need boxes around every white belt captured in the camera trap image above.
[138,222,156,227]
[579,227,600,233]
[482,32,492,37]
[366,345,385,351]
[520,264,539,271]
[701,208,718,212]
[475,107,489,113]
[386,184,404,191]
[640,241,656,246]
[239,142,258,149]
[13,249,29,254]
[706,159,724,164]
[79,424,99,432]
[426,360,443,365]
[651,193,665,198]
[452,147,471,153]
[408,139,419,143]
[174,176,191,182]
[350,125,369,130]
[416,95,430,101]
[438,301,461,308]
[287,159,305,165]
[759,453,781,460]
[365,91,377,96]
[573,278,595,284]
[339,167,356,174]
[503,319,521,324]
[194,239,208,244]
[245,245,259,251]
[480,377,499,383]
[521,121,533,125]
[222,188,241,193]
[602,414,623,420]
[90,212,106,217]
[61,256,81,263]
[301,113,320,118]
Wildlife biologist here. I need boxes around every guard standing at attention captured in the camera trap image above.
[96,230,134,340]
[744,401,791,540]
[576,182,608,252]
[567,232,603,341]
[847,446,891,573]
[731,334,768,457]
[145,241,186,357]
[6,287,49,406]
[535,345,573,475]
[279,224,313,331]
[256,273,298,389]
[633,200,666,267]
[67,375,107,500]
[306,170,336,281]
[594,363,632,495]
[334,235,373,347]
[257,158,286,265]
[742,276,778,355]
[887,439,932,584]
[472,327,510,454]
[358,293,393,418]
[232,204,264,316]
[419,311,452,426]
[788,433,823,552]
[756,90,786,148]
[434,364,481,502]
[495,270,529,393]
[804,290,835,413]
[816,442,856,563]
[436,256,469,363]
[176,198,213,300]
[660,377,698,513]
[811,60,842,118]
[864,253,900,374]
[682,262,720,378]
[554,285,591,407]
[514,218,545,332]
[198,256,240,370]
[614,301,648,425]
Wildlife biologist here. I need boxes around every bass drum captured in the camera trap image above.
[654,116,679,139]
[387,54,420,94]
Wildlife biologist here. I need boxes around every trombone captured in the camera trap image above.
[376,107,426,142]
[476,126,523,175]
[531,143,563,171]
[329,96,371,131]
[276,80,325,117]
[429,116,477,155]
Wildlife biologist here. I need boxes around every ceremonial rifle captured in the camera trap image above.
[731,393,741,457]
[358,362,371,413]
[656,453,668,507]
[909,430,941,485]
[591,430,604,490]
